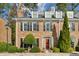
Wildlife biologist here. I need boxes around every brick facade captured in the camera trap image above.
[0,18,11,44]
[14,18,79,50]
[14,6,79,50]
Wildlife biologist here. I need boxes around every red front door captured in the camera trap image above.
[46,39,49,49]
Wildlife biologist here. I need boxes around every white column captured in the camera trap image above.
[16,22,20,48]
[49,38,51,49]
[44,39,46,49]
[42,38,44,49]
[51,37,54,48]
[42,38,46,50]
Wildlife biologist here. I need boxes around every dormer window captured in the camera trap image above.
[67,11,74,18]
[38,11,45,18]
[45,11,52,18]
[31,11,38,18]
[55,11,63,18]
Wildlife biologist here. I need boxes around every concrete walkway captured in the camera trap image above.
[0,52,79,56]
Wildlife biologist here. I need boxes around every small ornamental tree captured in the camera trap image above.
[58,30,63,51]
[52,24,58,47]
[24,34,36,48]
[58,13,71,52]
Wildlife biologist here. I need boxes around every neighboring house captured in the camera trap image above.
[0,18,11,44]
[13,4,79,50]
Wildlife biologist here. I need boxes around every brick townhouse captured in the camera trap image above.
[13,4,79,50]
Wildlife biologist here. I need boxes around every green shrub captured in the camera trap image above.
[25,48,28,50]
[24,34,35,45]
[53,47,60,53]
[0,42,12,52]
[0,42,7,52]
[30,47,40,53]
[67,48,74,53]
[8,46,18,53]
[0,42,25,53]
[17,48,25,53]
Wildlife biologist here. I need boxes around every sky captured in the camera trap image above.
[38,3,56,11]
[38,3,79,11]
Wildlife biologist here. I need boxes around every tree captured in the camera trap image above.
[58,30,64,52]
[58,13,71,52]
[0,4,12,15]
[8,4,17,45]
[52,24,58,47]
[56,3,79,11]
[56,3,67,11]
[24,34,36,48]
[70,3,79,11]
[9,4,17,18]
[24,3,37,9]
[62,13,71,52]
[9,20,16,45]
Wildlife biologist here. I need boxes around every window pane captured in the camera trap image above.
[33,22,37,31]
[44,22,51,31]
[24,23,28,31]
[29,22,32,31]
[32,22,39,31]
[69,22,75,31]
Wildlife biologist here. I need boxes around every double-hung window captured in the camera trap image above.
[69,22,75,32]
[32,22,39,31]
[29,22,32,31]
[23,22,29,31]
[44,22,51,31]
[21,22,39,31]
[32,22,37,31]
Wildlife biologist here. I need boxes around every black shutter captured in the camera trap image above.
[20,22,23,31]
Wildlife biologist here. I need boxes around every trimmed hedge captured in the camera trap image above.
[66,48,74,53]
[17,48,25,53]
[0,42,25,53]
[53,47,60,53]
[8,46,25,53]
[30,47,40,53]
[8,46,18,53]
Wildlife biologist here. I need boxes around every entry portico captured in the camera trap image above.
[42,36,54,50]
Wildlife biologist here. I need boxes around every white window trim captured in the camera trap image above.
[45,11,52,18]
[31,11,38,18]
[32,22,37,31]
[69,22,75,32]
[23,22,28,31]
